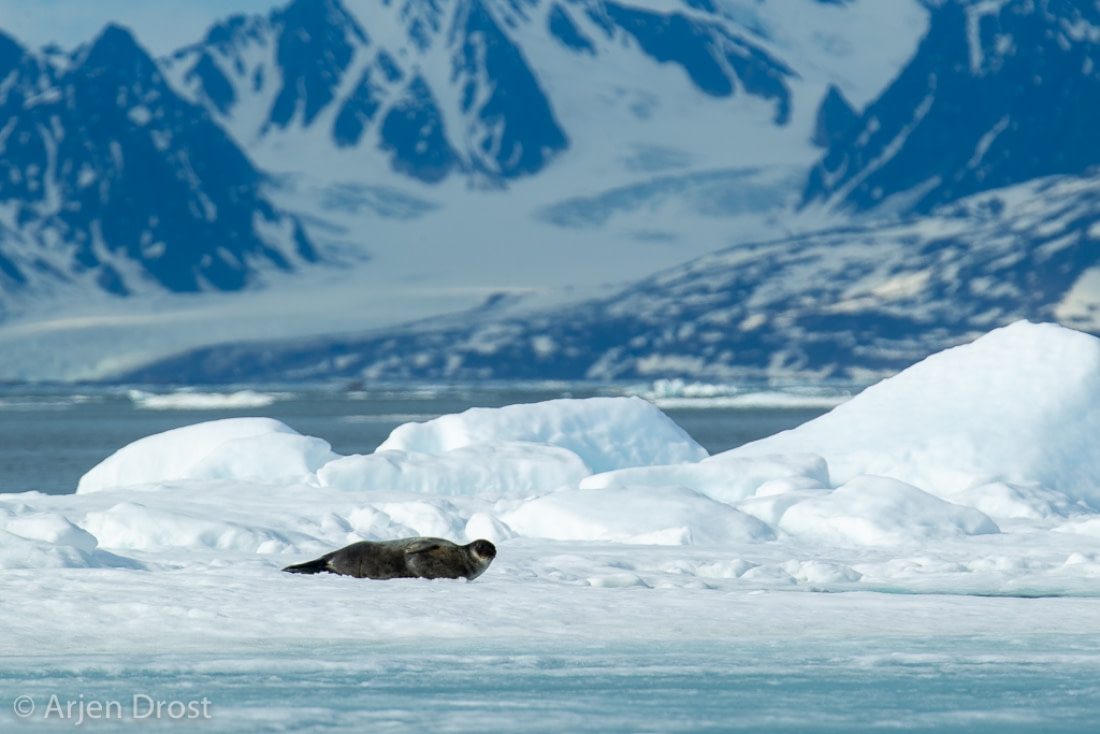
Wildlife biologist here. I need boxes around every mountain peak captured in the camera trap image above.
[812,85,859,148]
[83,23,149,64]
[0,29,25,71]
[272,0,368,45]
[0,25,320,304]
[77,22,166,96]
[267,0,370,129]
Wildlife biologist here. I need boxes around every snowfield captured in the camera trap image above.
[26,319,1100,593]
[5,320,1100,730]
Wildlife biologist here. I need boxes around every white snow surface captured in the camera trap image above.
[6,321,1100,673]
[733,321,1100,508]
[377,396,708,473]
[76,417,340,494]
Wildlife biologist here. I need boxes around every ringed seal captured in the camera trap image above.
[282,537,497,581]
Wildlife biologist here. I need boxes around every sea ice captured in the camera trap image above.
[5,320,1100,599]
[77,418,338,493]
[732,321,1100,510]
[377,395,708,472]
[318,442,589,497]
[4,321,1100,678]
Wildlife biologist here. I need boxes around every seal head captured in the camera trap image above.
[282,537,497,581]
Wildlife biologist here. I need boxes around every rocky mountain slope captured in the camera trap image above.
[120,170,1100,383]
[7,0,1098,384]
[0,25,317,318]
[116,0,1100,384]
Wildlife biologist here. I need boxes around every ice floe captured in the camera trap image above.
[4,321,1100,605]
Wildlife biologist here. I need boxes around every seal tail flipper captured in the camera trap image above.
[282,556,331,574]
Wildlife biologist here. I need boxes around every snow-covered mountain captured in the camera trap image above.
[119,170,1100,384]
[165,0,802,185]
[0,24,317,318]
[10,0,1098,385]
[106,0,1100,386]
[0,0,934,381]
[804,0,1100,213]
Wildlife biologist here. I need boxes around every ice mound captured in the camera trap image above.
[378,396,708,472]
[500,486,775,545]
[734,321,1100,510]
[82,501,300,553]
[778,476,999,546]
[0,503,137,569]
[77,417,338,493]
[580,452,830,503]
[318,442,588,497]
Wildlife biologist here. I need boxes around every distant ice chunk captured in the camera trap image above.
[369,500,467,540]
[83,500,299,553]
[379,396,708,473]
[952,481,1086,521]
[77,418,338,493]
[464,512,516,544]
[128,389,281,410]
[0,529,101,569]
[639,379,851,409]
[0,505,137,569]
[5,511,97,553]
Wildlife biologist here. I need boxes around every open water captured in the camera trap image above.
[5,636,1100,732]
[0,384,831,496]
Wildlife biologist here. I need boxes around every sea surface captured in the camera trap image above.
[5,636,1099,732]
[4,385,1100,732]
[0,384,833,496]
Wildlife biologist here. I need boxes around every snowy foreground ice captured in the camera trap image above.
[6,320,1100,731]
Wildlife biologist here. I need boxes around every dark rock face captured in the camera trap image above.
[548,4,596,54]
[174,0,800,184]
[116,171,1100,385]
[451,0,569,179]
[267,0,369,129]
[602,1,793,124]
[812,85,859,148]
[0,25,315,300]
[805,0,1100,213]
[379,75,459,183]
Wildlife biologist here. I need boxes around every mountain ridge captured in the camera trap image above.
[117,169,1100,385]
[14,0,1096,383]
[804,0,1100,213]
[165,0,809,186]
[111,0,1100,386]
[0,22,319,316]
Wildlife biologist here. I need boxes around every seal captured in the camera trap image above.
[282,537,497,581]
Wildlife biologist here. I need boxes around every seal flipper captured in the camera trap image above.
[282,555,332,574]
[403,539,444,555]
